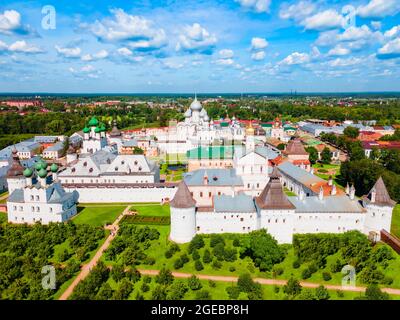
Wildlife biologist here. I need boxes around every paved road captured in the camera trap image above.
[58,206,129,300]
[137,269,400,296]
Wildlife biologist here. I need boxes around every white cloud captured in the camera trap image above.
[117,47,133,56]
[377,38,400,59]
[357,0,400,19]
[251,37,268,50]
[251,51,266,61]
[8,40,42,53]
[81,49,109,61]
[163,59,185,69]
[69,64,101,79]
[0,10,34,36]
[371,21,382,30]
[236,0,272,13]
[218,49,234,59]
[55,45,82,58]
[279,1,316,21]
[176,23,217,54]
[328,45,351,56]
[0,40,43,54]
[216,58,235,65]
[328,57,363,67]
[279,52,310,65]
[81,65,95,73]
[301,9,345,31]
[384,26,400,38]
[89,9,167,52]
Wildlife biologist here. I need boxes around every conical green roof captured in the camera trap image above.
[23,168,33,178]
[94,126,101,133]
[38,168,47,178]
[83,127,90,133]
[88,117,99,127]
[99,124,106,132]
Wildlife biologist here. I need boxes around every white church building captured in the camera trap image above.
[6,150,78,224]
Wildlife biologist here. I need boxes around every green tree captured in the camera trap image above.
[283,278,302,297]
[305,146,318,164]
[167,281,188,300]
[315,285,330,300]
[343,126,360,139]
[203,249,212,264]
[156,268,174,286]
[187,275,202,291]
[363,284,390,300]
[321,147,332,164]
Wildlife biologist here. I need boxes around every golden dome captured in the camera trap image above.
[246,121,255,135]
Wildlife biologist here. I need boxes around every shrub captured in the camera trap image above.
[180,253,190,264]
[229,266,236,272]
[143,275,152,284]
[336,290,344,298]
[195,290,211,300]
[226,286,240,299]
[144,256,155,265]
[292,260,301,269]
[208,280,216,288]
[192,249,200,261]
[195,260,204,271]
[301,268,312,280]
[203,249,212,264]
[274,286,280,294]
[188,235,205,253]
[188,275,202,291]
[224,248,237,262]
[315,285,330,300]
[212,259,222,270]
[273,267,284,277]
[210,234,225,248]
[174,258,184,269]
[155,268,174,285]
[232,238,240,247]
[212,242,226,261]
[283,278,302,297]
[322,272,332,281]
[140,283,150,292]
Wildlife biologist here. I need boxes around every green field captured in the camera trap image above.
[73,205,126,226]
[130,204,170,217]
[391,205,400,238]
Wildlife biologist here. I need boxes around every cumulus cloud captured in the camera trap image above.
[279,1,316,22]
[55,45,82,58]
[384,25,400,39]
[377,38,400,59]
[69,64,102,79]
[301,9,345,31]
[328,45,351,56]
[251,37,268,50]
[357,0,400,19]
[279,52,310,65]
[236,0,272,13]
[88,9,167,52]
[117,47,133,56]
[316,25,384,53]
[251,51,266,61]
[176,23,217,55]
[0,10,35,36]
[328,57,364,67]
[81,49,109,61]
[216,58,235,65]
[218,49,234,59]
[0,40,43,54]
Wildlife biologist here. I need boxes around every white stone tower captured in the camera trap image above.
[362,177,396,240]
[169,180,196,243]
[6,148,27,194]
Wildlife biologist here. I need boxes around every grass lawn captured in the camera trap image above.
[391,205,400,239]
[73,205,126,226]
[313,163,341,170]
[130,204,170,217]
[284,188,297,196]
[122,122,159,130]
[0,212,7,223]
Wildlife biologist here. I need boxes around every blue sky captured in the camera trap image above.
[0,0,400,93]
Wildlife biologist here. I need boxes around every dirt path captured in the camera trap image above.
[137,269,400,296]
[58,206,129,300]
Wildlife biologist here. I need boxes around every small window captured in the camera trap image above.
[89,168,93,173]
[36,196,39,201]
[115,167,118,171]
[240,218,244,222]
[200,192,203,197]
[83,162,87,167]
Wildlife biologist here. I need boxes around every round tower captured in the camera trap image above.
[6,148,27,193]
[169,181,196,243]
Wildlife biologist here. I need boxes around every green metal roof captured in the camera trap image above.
[220,122,229,127]
[186,146,237,160]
